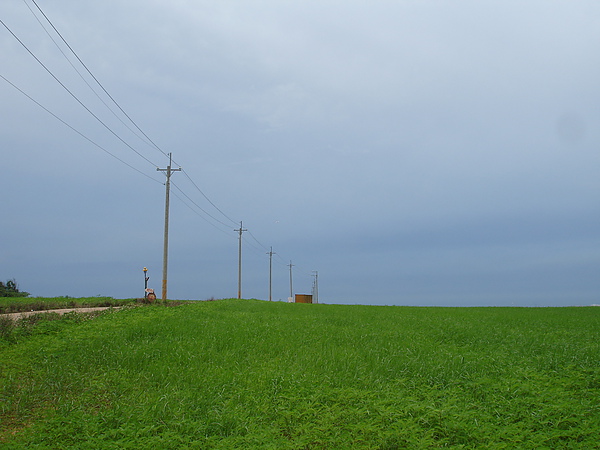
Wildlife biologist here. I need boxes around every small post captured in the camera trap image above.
[143,267,149,299]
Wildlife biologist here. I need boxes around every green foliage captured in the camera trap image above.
[1,300,599,448]
[0,279,29,298]
[0,309,110,345]
[0,296,145,314]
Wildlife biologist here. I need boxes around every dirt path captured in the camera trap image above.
[1,307,120,321]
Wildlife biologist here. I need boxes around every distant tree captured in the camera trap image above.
[0,279,30,297]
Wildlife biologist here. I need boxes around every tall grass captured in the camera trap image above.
[1,300,599,448]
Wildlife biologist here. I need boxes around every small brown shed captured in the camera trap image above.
[295,294,313,304]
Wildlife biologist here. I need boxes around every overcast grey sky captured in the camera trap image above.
[1,0,599,306]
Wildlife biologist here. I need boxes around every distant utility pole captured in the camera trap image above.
[312,271,319,304]
[267,247,275,301]
[288,260,294,300]
[157,152,181,300]
[234,221,247,299]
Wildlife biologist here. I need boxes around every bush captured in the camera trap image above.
[0,279,30,298]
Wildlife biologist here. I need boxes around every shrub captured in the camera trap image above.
[0,279,30,298]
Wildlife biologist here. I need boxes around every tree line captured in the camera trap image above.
[0,279,30,297]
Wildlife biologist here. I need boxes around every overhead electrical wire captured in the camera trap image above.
[22,0,160,156]
[271,250,312,277]
[0,17,158,169]
[3,3,317,289]
[0,73,162,184]
[6,4,224,212]
[246,230,271,252]
[11,2,239,227]
[4,4,238,235]
[181,169,239,227]
[171,181,236,229]
[170,182,301,273]
[170,189,236,239]
[26,0,170,160]
[21,0,239,233]
[241,233,272,259]
[243,228,312,279]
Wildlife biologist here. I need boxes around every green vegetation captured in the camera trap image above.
[1,299,599,448]
[0,296,167,314]
[0,308,110,346]
[0,279,29,298]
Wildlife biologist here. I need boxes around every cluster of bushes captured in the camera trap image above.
[0,279,29,298]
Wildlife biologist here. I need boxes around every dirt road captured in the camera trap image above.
[1,307,119,321]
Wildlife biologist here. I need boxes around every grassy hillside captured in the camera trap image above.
[1,299,599,448]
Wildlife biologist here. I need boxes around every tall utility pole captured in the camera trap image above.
[288,260,294,300]
[312,271,319,304]
[157,153,181,300]
[267,247,275,301]
[234,221,247,299]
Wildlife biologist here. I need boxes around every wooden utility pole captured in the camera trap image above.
[267,247,275,301]
[157,153,181,300]
[288,260,294,300]
[235,221,247,299]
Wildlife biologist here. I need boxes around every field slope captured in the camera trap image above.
[1,299,599,448]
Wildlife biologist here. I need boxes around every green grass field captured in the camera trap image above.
[1,299,599,448]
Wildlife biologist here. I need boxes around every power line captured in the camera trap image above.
[242,235,269,257]
[0,17,158,168]
[3,10,265,256]
[17,2,240,242]
[246,230,271,252]
[0,73,162,184]
[23,1,241,242]
[26,0,170,160]
[171,181,234,229]
[170,189,235,239]
[22,0,158,154]
[181,169,238,226]
[3,6,319,297]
